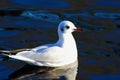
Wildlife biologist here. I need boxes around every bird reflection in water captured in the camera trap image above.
[8,61,78,80]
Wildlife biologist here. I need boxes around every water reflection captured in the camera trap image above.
[8,61,78,80]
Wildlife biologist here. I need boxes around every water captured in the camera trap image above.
[0,0,120,80]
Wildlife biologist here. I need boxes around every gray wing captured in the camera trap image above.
[17,45,63,61]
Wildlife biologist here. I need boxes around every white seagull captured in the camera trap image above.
[1,20,82,67]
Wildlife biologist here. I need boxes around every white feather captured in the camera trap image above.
[6,21,79,67]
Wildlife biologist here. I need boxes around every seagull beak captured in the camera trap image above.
[74,28,83,32]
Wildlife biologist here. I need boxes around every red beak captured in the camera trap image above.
[74,28,83,32]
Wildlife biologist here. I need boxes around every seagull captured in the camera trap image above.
[0,20,82,67]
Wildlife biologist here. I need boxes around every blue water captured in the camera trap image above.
[92,0,120,8]
[0,0,120,80]
[0,65,13,80]
[9,0,69,8]
[89,74,120,80]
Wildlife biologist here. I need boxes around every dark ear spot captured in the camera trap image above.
[61,27,64,32]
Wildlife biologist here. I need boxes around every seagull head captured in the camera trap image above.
[58,20,82,34]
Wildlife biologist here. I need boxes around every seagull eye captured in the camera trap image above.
[66,26,70,29]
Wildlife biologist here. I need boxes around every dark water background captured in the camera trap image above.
[0,0,120,80]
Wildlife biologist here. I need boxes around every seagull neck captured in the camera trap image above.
[56,33,76,47]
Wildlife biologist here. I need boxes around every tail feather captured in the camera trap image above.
[0,49,31,61]
[0,49,31,55]
[0,50,11,55]
[0,50,11,61]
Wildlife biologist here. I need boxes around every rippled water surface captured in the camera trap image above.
[0,0,120,80]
